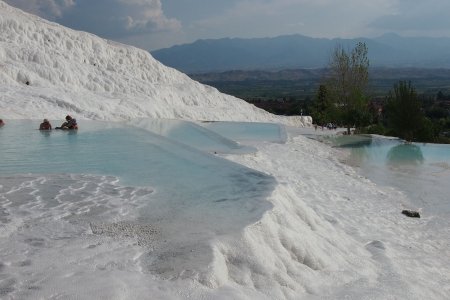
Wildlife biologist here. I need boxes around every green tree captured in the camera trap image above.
[311,84,337,125]
[385,81,429,141]
[326,42,370,134]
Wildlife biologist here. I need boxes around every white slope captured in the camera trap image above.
[223,135,450,300]
[0,1,310,126]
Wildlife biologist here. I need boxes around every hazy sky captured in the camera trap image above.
[6,0,450,50]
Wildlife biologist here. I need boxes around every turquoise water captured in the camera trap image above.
[0,120,275,246]
[129,118,256,154]
[330,135,450,215]
[201,121,287,143]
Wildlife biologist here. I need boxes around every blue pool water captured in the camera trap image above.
[0,120,276,274]
[128,118,256,154]
[329,135,450,215]
[201,121,287,143]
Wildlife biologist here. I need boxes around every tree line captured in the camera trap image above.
[310,42,450,143]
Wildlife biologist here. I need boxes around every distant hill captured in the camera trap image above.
[189,69,326,82]
[151,34,450,73]
[188,68,450,101]
[190,67,450,82]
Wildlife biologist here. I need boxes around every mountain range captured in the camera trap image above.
[151,34,450,73]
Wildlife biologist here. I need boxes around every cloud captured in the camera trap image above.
[116,0,181,33]
[9,0,450,51]
[6,0,181,37]
[5,0,75,18]
[369,0,450,33]
[189,0,394,39]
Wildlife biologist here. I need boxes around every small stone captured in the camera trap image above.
[402,210,420,218]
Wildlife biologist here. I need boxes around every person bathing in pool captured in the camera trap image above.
[39,118,52,130]
[56,115,78,130]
